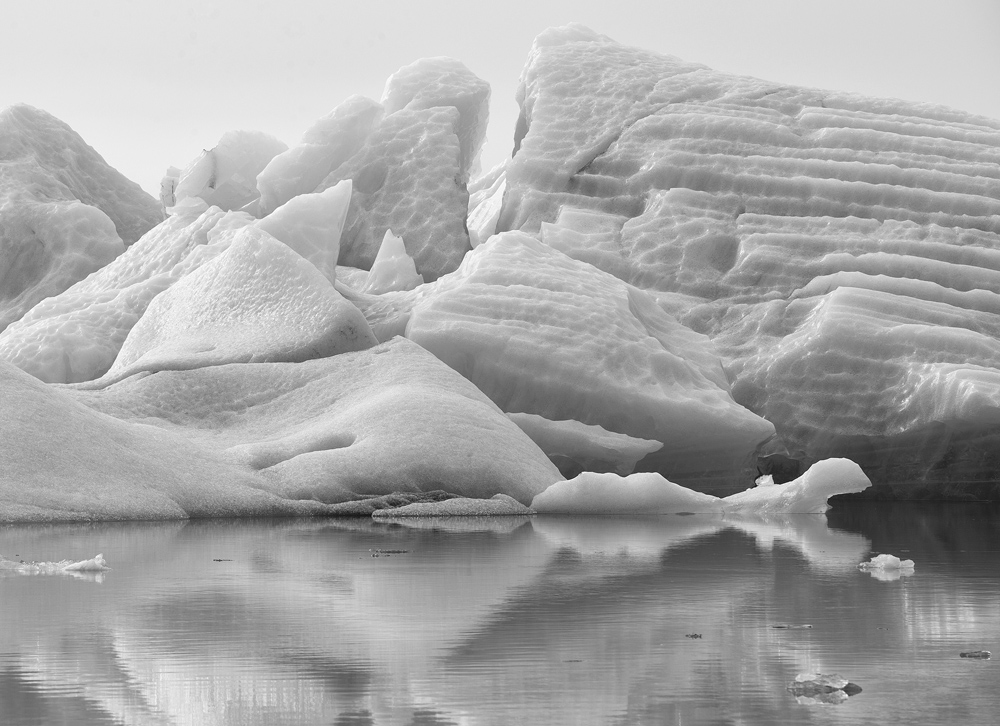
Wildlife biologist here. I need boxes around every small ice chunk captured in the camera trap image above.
[362,229,424,294]
[754,474,775,487]
[0,553,109,575]
[530,471,724,515]
[254,179,352,282]
[62,554,110,572]
[858,554,915,570]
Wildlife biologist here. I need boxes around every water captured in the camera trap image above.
[0,503,997,725]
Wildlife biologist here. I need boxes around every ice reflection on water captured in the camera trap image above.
[0,504,997,725]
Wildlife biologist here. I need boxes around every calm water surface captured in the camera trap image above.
[1,503,997,725]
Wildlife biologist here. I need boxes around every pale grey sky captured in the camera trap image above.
[4,0,998,198]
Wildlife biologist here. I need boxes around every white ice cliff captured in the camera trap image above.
[1,24,999,520]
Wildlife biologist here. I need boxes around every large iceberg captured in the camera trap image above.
[2,24,1000,520]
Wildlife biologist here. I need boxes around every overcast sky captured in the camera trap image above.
[3,0,998,198]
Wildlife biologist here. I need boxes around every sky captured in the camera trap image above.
[3,0,998,199]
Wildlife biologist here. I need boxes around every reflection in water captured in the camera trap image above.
[0,507,997,725]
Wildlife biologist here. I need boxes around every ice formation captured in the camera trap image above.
[858,554,916,571]
[531,458,870,515]
[0,105,161,332]
[2,24,1000,520]
[500,25,1000,497]
[371,493,533,517]
[406,231,774,493]
[0,553,109,575]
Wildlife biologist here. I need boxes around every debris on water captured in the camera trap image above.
[787,673,862,705]
[960,651,991,659]
[212,558,232,562]
[772,624,813,629]
[370,549,409,557]
[685,633,703,639]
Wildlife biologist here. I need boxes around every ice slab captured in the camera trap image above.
[530,458,871,514]
[1,105,161,332]
[381,56,490,182]
[172,130,287,211]
[93,226,376,384]
[362,229,424,294]
[254,180,352,282]
[371,494,533,517]
[0,202,250,382]
[501,25,1000,496]
[70,338,563,509]
[318,106,471,280]
[406,231,774,493]
[507,411,662,476]
[256,95,383,216]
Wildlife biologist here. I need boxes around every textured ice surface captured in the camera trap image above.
[381,56,490,182]
[70,338,562,509]
[0,201,250,382]
[256,95,383,216]
[93,226,376,384]
[254,180,352,282]
[362,229,424,294]
[531,458,870,514]
[172,130,287,211]
[0,553,109,576]
[508,411,662,476]
[858,554,915,571]
[318,105,471,280]
[371,494,533,517]
[498,24,1000,496]
[0,105,161,332]
[407,230,774,492]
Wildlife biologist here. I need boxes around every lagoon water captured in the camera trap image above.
[1,504,997,725]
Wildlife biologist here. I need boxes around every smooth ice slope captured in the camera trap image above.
[1,105,161,332]
[253,180,352,282]
[72,338,562,507]
[0,200,251,382]
[499,25,1000,496]
[406,230,774,493]
[531,457,870,514]
[94,226,376,384]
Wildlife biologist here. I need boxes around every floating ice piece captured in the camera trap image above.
[362,229,424,294]
[257,95,383,216]
[531,471,724,515]
[254,180,352,282]
[0,553,109,575]
[858,554,915,571]
[530,458,870,515]
[507,412,662,476]
[93,226,376,383]
[173,130,287,211]
[372,494,533,517]
[722,459,871,514]
[960,650,991,659]
[787,673,862,705]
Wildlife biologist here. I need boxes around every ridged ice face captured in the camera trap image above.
[0,201,250,383]
[501,25,1000,494]
[318,105,471,281]
[405,231,775,493]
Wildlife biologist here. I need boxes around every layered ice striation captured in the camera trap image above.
[497,24,1000,497]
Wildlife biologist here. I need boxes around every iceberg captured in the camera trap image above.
[858,553,916,582]
[0,553,109,576]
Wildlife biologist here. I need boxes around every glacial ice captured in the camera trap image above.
[253,179,352,283]
[0,105,161,332]
[371,493,533,517]
[502,24,1000,496]
[858,554,916,571]
[406,230,775,493]
[170,130,288,212]
[92,226,376,384]
[362,229,424,294]
[0,553,109,576]
[531,458,870,515]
